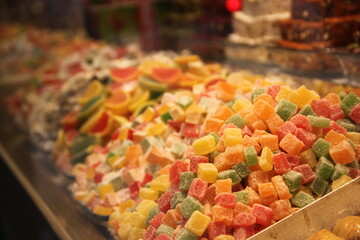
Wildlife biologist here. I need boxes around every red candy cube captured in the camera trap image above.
[323,121,347,136]
[330,104,345,121]
[349,168,360,179]
[169,182,180,193]
[188,178,208,201]
[141,172,154,187]
[241,125,253,137]
[251,204,274,226]
[129,181,141,199]
[155,234,173,240]
[150,212,165,228]
[169,160,189,183]
[276,121,297,141]
[189,155,209,173]
[289,114,311,131]
[350,103,360,124]
[286,154,301,169]
[272,153,291,175]
[312,99,330,118]
[234,225,256,240]
[233,213,257,227]
[294,128,316,150]
[267,85,281,100]
[144,225,157,240]
[214,193,237,208]
[157,192,173,213]
[293,164,316,184]
[207,221,226,240]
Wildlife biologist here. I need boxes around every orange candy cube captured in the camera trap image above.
[324,93,341,105]
[279,133,305,156]
[329,140,356,165]
[215,81,236,102]
[265,113,285,134]
[254,99,275,121]
[224,144,244,165]
[244,112,267,131]
[324,130,347,146]
[204,118,225,134]
[242,135,262,153]
[213,105,234,121]
[271,175,292,200]
[215,179,233,195]
[211,205,234,226]
[214,153,232,172]
[253,93,276,107]
[260,134,279,151]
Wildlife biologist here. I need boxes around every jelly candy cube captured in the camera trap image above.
[332,175,352,190]
[324,92,341,105]
[349,103,360,124]
[127,212,146,228]
[198,163,219,183]
[204,118,225,134]
[189,156,209,173]
[213,105,234,121]
[312,138,331,158]
[234,202,252,215]
[269,199,292,221]
[248,171,269,192]
[137,200,158,218]
[150,212,165,228]
[179,172,196,191]
[156,224,174,237]
[214,193,237,208]
[271,175,292,200]
[251,204,273,226]
[158,192,173,213]
[298,104,316,116]
[144,225,157,240]
[260,134,278,151]
[275,99,298,121]
[282,170,302,192]
[211,205,234,226]
[151,174,170,192]
[233,226,256,240]
[129,227,146,240]
[294,128,316,150]
[308,115,330,128]
[175,228,198,240]
[218,170,241,185]
[315,157,335,180]
[311,99,330,118]
[214,153,232,172]
[291,191,315,208]
[185,210,211,236]
[294,85,319,108]
[251,88,265,103]
[329,140,356,165]
[207,221,226,240]
[180,196,204,219]
[258,147,274,171]
[272,152,291,174]
[169,160,189,184]
[244,146,258,166]
[145,205,160,226]
[156,233,173,240]
[244,187,261,206]
[323,121,347,136]
[347,132,360,144]
[215,179,232,195]
[293,164,316,184]
[242,135,261,153]
[309,177,329,197]
[286,154,302,168]
[276,121,297,141]
[258,182,278,200]
[254,98,275,121]
[244,112,267,131]
[324,130,347,146]
[275,86,294,102]
[289,114,312,131]
[331,163,349,181]
[98,183,115,199]
[267,85,281,99]
[336,119,358,132]
[330,104,345,121]
[224,144,245,165]
[340,92,360,116]
[234,190,250,205]
[214,235,235,240]
[192,135,217,155]
[280,133,305,156]
[233,212,256,227]
[265,113,285,135]
[188,178,208,201]
[223,128,243,146]
[300,149,318,169]
[171,191,186,209]
[232,162,251,179]
[226,114,246,128]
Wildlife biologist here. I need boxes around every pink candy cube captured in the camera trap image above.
[188,178,208,201]
[233,213,257,227]
[267,85,281,99]
[150,212,165,228]
[276,121,297,141]
[207,221,226,240]
[312,99,330,118]
[323,121,347,136]
[157,192,173,213]
[286,154,302,169]
[169,160,189,183]
[350,103,360,124]
[234,225,256,240]
[294,128,316,150]
[251,204,274,226]
[189,155,209,173]
[330,104,345,121]
[289,114,311,131]
[144,225,157,240]
[214,193,237,208]
[155,234,173,240]
[272,153,291,175]
[293,164,315,184]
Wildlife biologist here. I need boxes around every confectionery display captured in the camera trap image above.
[1,1,360,239]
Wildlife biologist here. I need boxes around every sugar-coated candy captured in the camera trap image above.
[158,192,173,213]
[271,175,292,200]
[211,205,234,226]
[233,212,256,227]
[226,114,246,128]
[258,182,278,201]
[234,190,250,205]
[180,196,204,219]
[269,199,292,221]
[309,177,329,197]
[330,104,345,121]
[146,205,160,226]
[300,149,318,169]
[331,164,349,181]
[157,224,174,237]
[185,210,211,236]
[244,146,258,166]
[127,211,146,228]
[265,113,285,135]
[295,128,316,150]
[248,171,269,192]
[198,163,218,183]
[144,225,157,240]
[223,128,243,147]
[254,99,275,121]
[293,86,320,108]
[118,222,132,240]
[218,170,241,185]
[340,92,360,116]
[244,112,267,131]
[188,178,208,201]
[192,135,217,155]
[347,132,360,144]
[151,174,170,192]
[286,154,301,168]
[207,221,226,240]
[311,99,330,118]
[276,121,297,141]
[329,140,356,165]
[251,88,265,103]
[323,121,347,136]
[129,227,146,240]
[280,133,305,156]
[299,104,316,116]
[204,118,225,134]
[180,172,196,191]
[150,212,165,228]
[175,228,198,240]
[272,152,291,174]
[289,114,312,131]
[315,157,335,180]
[214,235,235,240]
[156,233,173,240]
[140,188,159,201]
[98,183,115,199]
[234,202,252,216]
[258,147,273,171]
[308,115,330,128]
[324,130,347,146]
[224,144,244,165]
[170,160,189,184]
[275,99,298,121]
[233,225,256,240]
[332,175,353,190]
[251,203,273,226]
[214,153,232,172]
[242,135,261,153]
[93,205,114,216]
[260,134,278,151]
[232,162,251,179]
[171,191,187,209]
[349,103,360,124]
[214,193,237,208]
[336,119,358,132]
[267,85,281,99]
[213,105,234,121]
[291,191,315,208]
[282,170,302,192]
[215,179,232,195]
[293,164,316,184]
[312,138,331,158]
[244,187,261,206]
[137,200,158,218]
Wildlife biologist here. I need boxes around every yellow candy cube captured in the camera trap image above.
[93,205,114,216]
[147,122,166,136]
[332,175,352,191]
[185,111,203,124]
[185,210,211,236]
[158,102,176,115]
[136,200,157,217]
[118,222,132,240]
[258,147,273,171]
[98,184,115,199]
[294,85,320,108]
[128,227,146,240]
[150,174,170,192]
[192,135,217,155]
[307,229,345,240]
[347,132,360,144]
[112,156,128,169]
[142,107,155,122]
[118,199,136,213]
[198,163,218,183]
[107,154,119,167]
[118,127,129,140]
[82,190,96,204]
[214,235,236,240]
[126,212,146,228]
[186,104,205,114]
[139,188,159,201]
[74,191,87,201]
[223,128,243,146]
[169,105,186,122]
[275,86,295,102]
[232,99,253,112]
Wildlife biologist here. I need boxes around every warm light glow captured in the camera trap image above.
[226,0,242,12]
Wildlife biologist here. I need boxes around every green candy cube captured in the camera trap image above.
[312,138,331,158]
[110,176,127,191]
[339,92,347,100]
[218,169,241,184]
[244,146,258,166]
[179,172,196,191]
[308,115,330,128]
[331,163,350,181]
[234,190,249,204]
[226,114,246,128]
[251,88,265,103]
[160,111,173,123]
[180,196,204,219]
[316,157,335,180]
[177,96,193,109]
[175,229,198,240]
[171,191,187,209]
[309,177,329,197]
[300,149,318,169]
[275,99,298,121]
[157,224,174,237]
[340,92,360,116]
[283,170,302,192]
[145,205,160,226]
[291,191,316,208]
[299,104,316,116]
[171,142,187,159]
[232,162,251,179]
[336,119,359,132]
